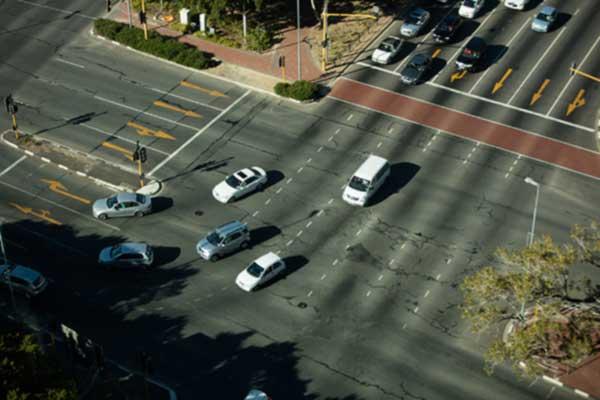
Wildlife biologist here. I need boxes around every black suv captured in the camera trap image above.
[455,37,486,71]
[433,14,463,43]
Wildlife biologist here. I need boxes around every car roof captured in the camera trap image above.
[1,263,41,282]
[117,242,149,254]
[540,5,556,14]
[409,7,427,16]
[465,37,486,49]
[353,155,389,180]
[116,192,139,202]
[216,220,247,235]
[254,252,281,267]
[234,168,256,180]
[382,37,401,46]
[411,53,430,64]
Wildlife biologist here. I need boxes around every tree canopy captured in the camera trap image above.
[460,222,600,377]
[0,327,77,400]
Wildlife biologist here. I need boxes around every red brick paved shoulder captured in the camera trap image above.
[109,2,322,81]
[330,78,600,180]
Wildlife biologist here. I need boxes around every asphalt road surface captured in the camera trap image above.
[1,1,599,400]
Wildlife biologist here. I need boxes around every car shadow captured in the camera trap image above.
[524,0,543,11]
[553,12,571,31]
[152,246,181,267]
[454,20,480,43]
[151,197,174,214]
[478,0,500,18]
[425,57,447,82]
[264,170,285,191]
[480,44,508,71]
[262,255,309,288]
[249,225,282,247]
[368,162,420,206]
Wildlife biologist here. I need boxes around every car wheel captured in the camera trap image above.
[241,241,250,249]
[210,254,220,262]
[135,211,144,217]
[98,213,108,220]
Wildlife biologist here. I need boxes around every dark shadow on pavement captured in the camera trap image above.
[368,162,420,206]
[264,170,285,191]
[152,246,181,267]
[249,225,282,247]
[554,12,572,31]
[151,197,173,214]
[160,157,234,183]
[263,255,309,288]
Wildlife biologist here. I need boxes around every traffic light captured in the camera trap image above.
[106,0,111,12]
[278,56,285,68]
[139,10,146,24]
[139,147,147,163]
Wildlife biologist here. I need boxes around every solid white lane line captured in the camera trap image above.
[547,33,600,116]
[94,95,200,131]
[150,88,224,112]
[507,25,568,105]
[17,0,95,19]
[0,156,27,178]
[149,90,250,175]
[469,17,531,95]
[55,58,85,69]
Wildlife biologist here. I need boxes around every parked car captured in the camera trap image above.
[459,0,484,19]
[504,0,529,10]
[371,37,403,65]
[400,8,430,37]
[213,167,267,203]
[98,242,154,269]
[196,221,250,261]
[531,5,558,32]
[455,36,487,71]
[433,14,463,43]
[236,252,286,292]
[400,53,432,85]
[0,263,47,297]
[244,390,270,400]
[92,192,152,220]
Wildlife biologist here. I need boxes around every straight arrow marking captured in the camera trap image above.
[492,68,513,94]
[530,79,550,106]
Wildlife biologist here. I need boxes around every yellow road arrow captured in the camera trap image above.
[566,89,586,116]
[450,70,467,82]
[10,203,62,225]
[154,100,202,118]
[41,179,91,204]
[530,79,550,106]
[432,48,442,59]
[127,121,175,141]
[102,141,133,161]
[180,80,227,97]
[492,68,513,94]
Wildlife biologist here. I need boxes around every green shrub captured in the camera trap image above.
[246,25,273,52]
[274,80,318,101]
[93,19,213,69]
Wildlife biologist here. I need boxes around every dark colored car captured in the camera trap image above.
[400,53,432,85]
[455,36,487,71]
[433,14,463,43]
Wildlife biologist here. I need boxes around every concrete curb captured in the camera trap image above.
[1,131,131,193]
[516,361,596,399]
[6,314,177,400]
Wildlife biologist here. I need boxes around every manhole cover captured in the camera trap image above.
[194,210,203,216]
[297,302,308,309]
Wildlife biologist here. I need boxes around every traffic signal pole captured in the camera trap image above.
[141,0,148,40]
[5,94,19,139]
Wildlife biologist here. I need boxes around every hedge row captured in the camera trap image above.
[94,19,214,70]
[274,80,319,101]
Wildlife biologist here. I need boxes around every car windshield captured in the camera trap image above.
[537,12,553,22]
[106,196,118,208]
[110,245,122,258]
[463,0,476,7]
[348,176,370,192]
[407,11,422,23]
[206,232,222,245]
[225,174,242,188]
[136,194,146,203]
[247,262,264,278]
[378,42,394,52]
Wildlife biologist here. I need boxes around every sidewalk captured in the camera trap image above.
[109,1,323,87]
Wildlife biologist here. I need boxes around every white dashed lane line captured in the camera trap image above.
[276,187,282,194]
[424,290,430,298]
[335,128,341,134]
[332,259,339,266]
[286,177,293,184]
[317,146,323,152]
[297,167,304,173]
[306,221,313,228]
[252,210,259,217]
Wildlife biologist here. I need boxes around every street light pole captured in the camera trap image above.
[524,177,540,246]
[296,0,302,81]
[0,221,18,319]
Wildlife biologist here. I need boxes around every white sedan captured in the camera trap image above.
[236,252,286,292]
[212,167,267,203]
[371,37,403,65]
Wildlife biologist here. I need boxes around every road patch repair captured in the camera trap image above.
[329,78,600,181]
[1,131,161,195]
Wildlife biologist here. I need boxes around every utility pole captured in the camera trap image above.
[133,141,147,188]
[5,94,19,140]
[127,0,133,27]
[296,0,302,80]
[524,177,540,246]
[140,0,148,40]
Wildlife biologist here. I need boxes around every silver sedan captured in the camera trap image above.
[400,8,431,37]
[92,192,152,220]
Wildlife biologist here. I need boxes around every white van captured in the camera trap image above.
[504,0,528,10]
[342,155,390,206]
[459,0,484,19]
